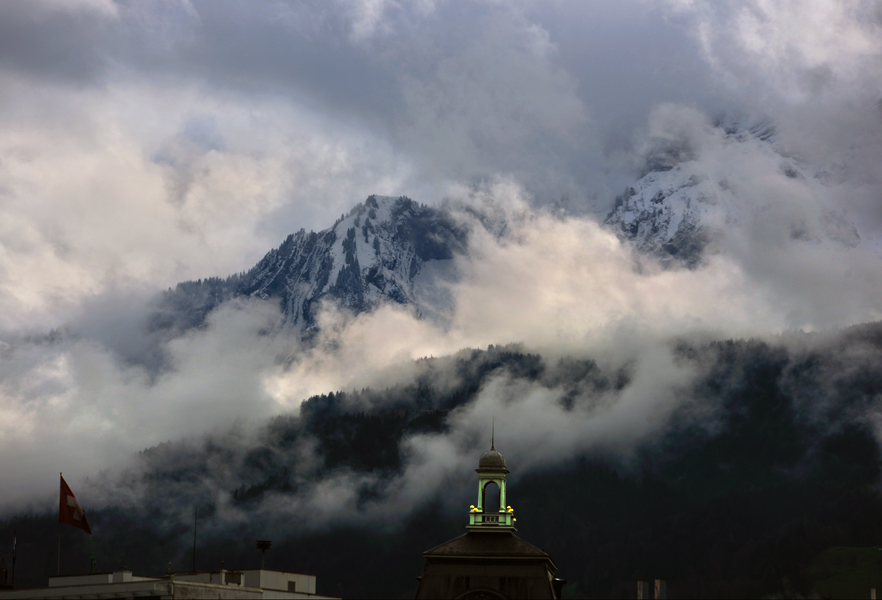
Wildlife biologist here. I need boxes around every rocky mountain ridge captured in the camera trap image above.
[152,122,866,337]
[150,195,467,335]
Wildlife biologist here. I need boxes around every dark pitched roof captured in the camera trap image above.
[423,532,552,560]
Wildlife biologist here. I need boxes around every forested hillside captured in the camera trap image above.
[4,326,882,598]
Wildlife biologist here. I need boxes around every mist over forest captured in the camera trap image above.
[5,326,882,597]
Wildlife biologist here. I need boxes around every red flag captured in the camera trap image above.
[59,476,91,535]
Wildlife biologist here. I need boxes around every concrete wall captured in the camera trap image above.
[3,569,328,599]
[172,581,262,598]
[242,569,316,594]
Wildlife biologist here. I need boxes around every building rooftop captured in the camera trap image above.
[424,531,554,563]
[0,568,338,599]
[477,446,507,472]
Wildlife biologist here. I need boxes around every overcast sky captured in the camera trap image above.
[0,0,878,328]
[2,0,882,514]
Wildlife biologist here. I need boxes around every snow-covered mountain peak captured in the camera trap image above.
[152,195,468,336]
[606,119,860,268]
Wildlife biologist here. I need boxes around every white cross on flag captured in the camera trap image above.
[59,475,92,535]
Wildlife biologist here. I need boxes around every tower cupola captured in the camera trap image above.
[478,446,507,471]
[467,435,516,532]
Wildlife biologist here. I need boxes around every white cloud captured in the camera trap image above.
[397,4,590,187]
[2,0,882,529]
[0,76,415,328]
[36,0,119,18]
[665,0,882,102]
[4,166,882,517]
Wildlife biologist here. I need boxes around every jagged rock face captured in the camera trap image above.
[151,196,467,334]
[604,170,718,269]
[604,121,860,269]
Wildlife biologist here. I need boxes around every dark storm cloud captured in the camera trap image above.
[0,0,734,210]
[121,1,406,126]
[526,2,732,129]
[0,1,404,123]
[0,2,113,84]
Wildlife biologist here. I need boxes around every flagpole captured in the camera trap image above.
[57,472,61,576]
[192,505,197,572]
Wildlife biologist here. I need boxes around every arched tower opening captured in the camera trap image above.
[483,481,501,513]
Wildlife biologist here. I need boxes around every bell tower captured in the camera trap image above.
[416,433,565,599]
[467,431,515,532]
